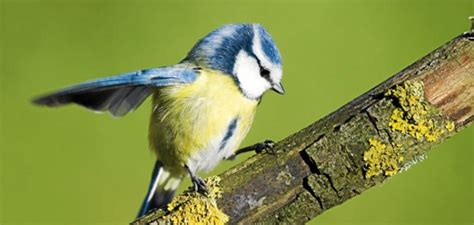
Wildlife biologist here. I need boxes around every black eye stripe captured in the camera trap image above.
[248,52,272,82]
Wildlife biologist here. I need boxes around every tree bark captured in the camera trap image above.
[132,20,473,225]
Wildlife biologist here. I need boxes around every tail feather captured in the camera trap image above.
[137,161,182,218]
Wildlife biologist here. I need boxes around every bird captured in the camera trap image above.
[32,23,284,218]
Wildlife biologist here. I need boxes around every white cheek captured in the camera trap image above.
[233,50,270,99]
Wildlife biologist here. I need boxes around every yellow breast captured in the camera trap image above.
[149,69,258,174]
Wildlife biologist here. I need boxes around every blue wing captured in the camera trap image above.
[32,65,198,117]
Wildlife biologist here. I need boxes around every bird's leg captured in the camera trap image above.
[226,140,276,160]
[185,165,208,195]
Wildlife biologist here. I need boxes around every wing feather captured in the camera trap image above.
[32,65,198,117]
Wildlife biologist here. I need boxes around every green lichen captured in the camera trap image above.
[385,80,449,142]
[163,176,229,225]
[276,165,293,186]
[363,138,403,178]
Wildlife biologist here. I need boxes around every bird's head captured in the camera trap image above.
[183,24,284,100]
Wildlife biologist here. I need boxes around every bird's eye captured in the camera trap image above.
[259,67,270,79]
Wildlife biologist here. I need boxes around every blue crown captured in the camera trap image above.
[183,24,281,76]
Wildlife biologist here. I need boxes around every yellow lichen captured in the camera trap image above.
[385,80,445,142]
[163,176,229,225]
[363,138,403,178]
[445,121,455,132]
[364,80,457,179]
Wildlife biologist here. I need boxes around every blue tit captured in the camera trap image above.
[33,23,284,218]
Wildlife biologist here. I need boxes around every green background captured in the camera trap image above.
[1,0,472,224]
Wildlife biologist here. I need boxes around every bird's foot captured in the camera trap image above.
[191,175,209,195]
[254,139,276,154]
[227,139,277,160]
[185,165,209,195]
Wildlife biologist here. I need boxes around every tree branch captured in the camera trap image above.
[132,19,473,225]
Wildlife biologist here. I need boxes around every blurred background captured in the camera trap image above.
[1,0,472,224]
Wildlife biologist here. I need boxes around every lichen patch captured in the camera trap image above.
[276,165,293,186]
[385,80,451,142]
[163,176,229,225]
[445,121,455,132]
[363,138,403,178]
[363,80,457,179]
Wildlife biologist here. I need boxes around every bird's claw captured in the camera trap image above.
[226,139,277,161]
[186,165,209,195]
[192,176,209,195]
[255,139,276,154]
